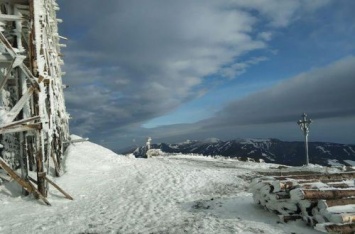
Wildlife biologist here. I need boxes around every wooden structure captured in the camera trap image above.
[0,0,70,202]
[250,171,355,233]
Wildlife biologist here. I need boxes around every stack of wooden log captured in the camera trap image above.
[249,171,355,233]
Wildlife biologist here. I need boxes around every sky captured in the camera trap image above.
[57,0,355,151]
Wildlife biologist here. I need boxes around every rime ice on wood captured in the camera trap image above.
[251,171,355,233]
[0,0,70,202]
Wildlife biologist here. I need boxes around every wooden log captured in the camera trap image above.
[314,214,327,224]
[279,215,302,223]
[324,223,355,233]
[258,170,324,176]
[275,172,355,181]
[271,180,298,192]
[318,198,355,210]
[291,188,355,201]
[330,213,355,223]
[326,183,351,189]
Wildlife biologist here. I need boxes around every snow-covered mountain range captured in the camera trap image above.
[128,138,355,166]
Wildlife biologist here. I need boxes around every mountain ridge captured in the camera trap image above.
[126,138,355,166]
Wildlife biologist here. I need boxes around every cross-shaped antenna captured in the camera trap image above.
[297,113,313,165]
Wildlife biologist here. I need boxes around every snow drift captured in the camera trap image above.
[0,138,321,233]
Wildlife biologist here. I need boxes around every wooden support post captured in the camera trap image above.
[0,157,50,205]
[36,130,47,197]
[44,176,73,200]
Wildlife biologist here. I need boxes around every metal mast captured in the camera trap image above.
[297,113,312,165]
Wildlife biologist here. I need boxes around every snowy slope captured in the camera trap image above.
[0,139,321,234]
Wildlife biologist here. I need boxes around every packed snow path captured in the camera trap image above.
[0,140,321,233]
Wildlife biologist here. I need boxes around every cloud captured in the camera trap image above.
[207,56,355,127]
[57,0,332,144]
[114,56,355,150]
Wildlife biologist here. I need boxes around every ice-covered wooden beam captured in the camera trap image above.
[318,198,355,210]
[291,188,355,201]
[274,172,355,181]
[0,14,25,21]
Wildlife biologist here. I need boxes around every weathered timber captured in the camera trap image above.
[272,180,297,192]
[330,213,355,223]
[275,172,355,181]
[279,215,302,223]
[0,124,41,134]
[0,158,50,205]
[0,87,35,124]
[0,14,25,21]
[0,0,70,202]
[294,189,355,200]
[318,198,355,209]
[0,171,12,182]
[259,171,324,176]
[44,176,73,200]
[327,183,350,189]
[0,116,40,129]
[324,223,355,234]
[27,180,51,206]
[68,137,89,144]
[0,59,15,90]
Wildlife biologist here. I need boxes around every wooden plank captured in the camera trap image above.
[0,157,32,192]
[0,124,41,134]
[0,157,50,205]
[0,32,39,89]
[318,198,355,209]
[0,59,15,90]
[291,188,355,200]
[0,14,25,21]
[18,63,40,89]
[0,116,40,129]
[0,171,12,182]
[0,31,17,57]
[27,179,51,206]
[330,213,355,223]
[0,87,34,124]
[279,215,302,223]
[325,223,355,233]
[44,176,73,200]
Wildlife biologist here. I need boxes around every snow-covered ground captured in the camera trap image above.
[0,139,322,234]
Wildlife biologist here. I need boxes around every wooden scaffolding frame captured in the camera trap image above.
[0,0,70,203]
